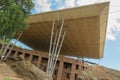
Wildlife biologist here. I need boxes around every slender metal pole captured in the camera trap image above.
[1,39,11,60]
[46,19,55,76]
[51,29,67,76]
[47,19,66,77]
[49,19,64,76]
[48,30,59,76]
[3,31,23,60]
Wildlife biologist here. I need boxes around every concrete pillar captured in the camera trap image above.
[37,56,42,67]
[77,65,82,78]
[70,64,76,80]
[57,60,64,80]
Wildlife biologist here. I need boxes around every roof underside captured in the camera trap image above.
[15,2,109,59]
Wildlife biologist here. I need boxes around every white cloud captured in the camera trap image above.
[33,0,120,41]
[56,0,76,9]
[106,13,120,40]
[33,0,51,13]
[107,32,116,41]
[64,0,76,8]
[76,0,96,6]
[106,0,120,40]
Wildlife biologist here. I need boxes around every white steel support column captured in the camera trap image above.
[4,31,23,60]
[46,19,67,77]
[49,19,64,76]
[51,29,67,76]
[46,19,55,76]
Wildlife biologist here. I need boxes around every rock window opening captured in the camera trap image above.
[76,65,79,70]
[17,52,23,56]
[10,50,16,56]
[32,55,39,65]
[64,62,72,70]
[25,53,30,60]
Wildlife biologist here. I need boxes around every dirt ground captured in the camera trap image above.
[0,74,23,80]
[0,62,23,80]
[0,56,52,80]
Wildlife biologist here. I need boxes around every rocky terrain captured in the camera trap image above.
[0,56,52,80]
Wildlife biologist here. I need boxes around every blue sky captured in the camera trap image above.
[15,0,120,71]
[89,37,120,70]
[101,37,120,70]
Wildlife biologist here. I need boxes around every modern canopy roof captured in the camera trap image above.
[15,2,109,59]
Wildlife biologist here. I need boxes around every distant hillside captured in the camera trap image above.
[79,65,120,80]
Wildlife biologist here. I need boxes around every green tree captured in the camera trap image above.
[0,0,34,39]
[0,0,34,60]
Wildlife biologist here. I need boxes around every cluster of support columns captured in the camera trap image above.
[46,19,67,77]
